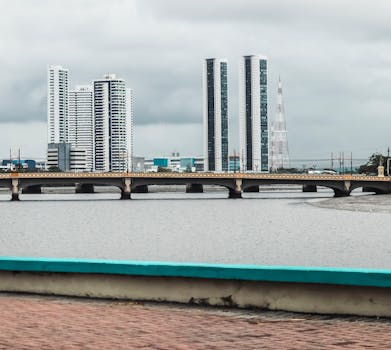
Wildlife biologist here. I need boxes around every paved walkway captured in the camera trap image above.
[0,293,390,349]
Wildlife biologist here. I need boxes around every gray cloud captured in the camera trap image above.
[0,0,391,159]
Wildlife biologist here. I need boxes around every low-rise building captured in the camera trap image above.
[133,155,204,173]
[133,157,145,172]
[194,157,204,172]
[1,159,37,171]
[70,148,87,172]
[47,143,86,172]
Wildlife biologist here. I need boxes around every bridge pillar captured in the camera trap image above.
[229,179,242,199]
[11,179,19,201]
[121,178,132,199]
[333,180,351,197]
[132,185,149,193]
[333,189,350,197]
[75,184,94,194]
[243,185,259,193]
[302,185,317,192]
[22,185,42,194]
[186,184,203,193]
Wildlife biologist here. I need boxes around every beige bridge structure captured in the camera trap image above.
[0,172,391,200]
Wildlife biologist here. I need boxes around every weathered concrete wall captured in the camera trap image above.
[1,271,391,317]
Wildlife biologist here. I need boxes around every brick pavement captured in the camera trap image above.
[0,293,390,349]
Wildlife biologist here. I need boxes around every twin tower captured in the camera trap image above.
[203,55,268,172]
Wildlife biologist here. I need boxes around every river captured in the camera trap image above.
[0,187,390,269]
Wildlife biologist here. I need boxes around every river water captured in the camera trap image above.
[0,187,390,269]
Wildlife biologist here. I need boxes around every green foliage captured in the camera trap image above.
[157,166,172,173]
[272,167,306,174]
[184,165,192,173]
[358,153,389,175]
[48,166,62,172]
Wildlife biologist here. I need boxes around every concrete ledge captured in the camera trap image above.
[1,257,391,287]
[2,257,391,316]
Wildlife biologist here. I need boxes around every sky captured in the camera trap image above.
[0,0,391,166]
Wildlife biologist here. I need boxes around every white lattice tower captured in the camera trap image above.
[270,77,290,170]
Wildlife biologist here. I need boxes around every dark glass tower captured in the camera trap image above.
[203,58,228,172]
[239,55,268,172]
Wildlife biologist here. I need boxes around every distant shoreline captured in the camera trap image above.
[309,194,391,214]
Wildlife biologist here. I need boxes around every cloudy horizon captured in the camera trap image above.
[1,0,391,166]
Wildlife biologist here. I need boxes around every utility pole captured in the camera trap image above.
[9,148,12,172]
[350,152,353,174]
[241,149,245,173]
[331,152,334,170]
[339,152,342,174]
[236,150,239,173]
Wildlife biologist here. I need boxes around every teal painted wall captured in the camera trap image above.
[1,257,391,288]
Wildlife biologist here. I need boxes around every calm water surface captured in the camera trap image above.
[0,188,390,269]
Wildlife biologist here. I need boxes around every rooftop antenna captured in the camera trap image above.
[270,76,290,171]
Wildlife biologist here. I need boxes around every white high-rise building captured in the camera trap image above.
[239,55,269,172]
[47,65,69,144]
[203,58,228,172]
[126,88,134,171]
[93,74,133,172]
[69,86,94,171]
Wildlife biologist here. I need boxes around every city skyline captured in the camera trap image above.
[1,0,391,163]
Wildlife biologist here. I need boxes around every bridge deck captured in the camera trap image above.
[0,172,387,182]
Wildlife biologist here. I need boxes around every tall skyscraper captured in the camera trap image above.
[239,55,268,172]
[69,86,94,171]
[93,74,133,172]
[270,77,289,171]
[47,65,69,144]
[203,58,228,172]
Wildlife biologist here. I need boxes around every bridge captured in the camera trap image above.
[0,172,390,200]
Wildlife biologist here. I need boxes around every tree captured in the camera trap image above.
[184,164,192,173]
[157,166,172,173]
[358,153,389,175]
[274,167,304,174]
[48,166,62,172]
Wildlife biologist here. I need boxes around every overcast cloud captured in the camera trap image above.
[0,0,391,163]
